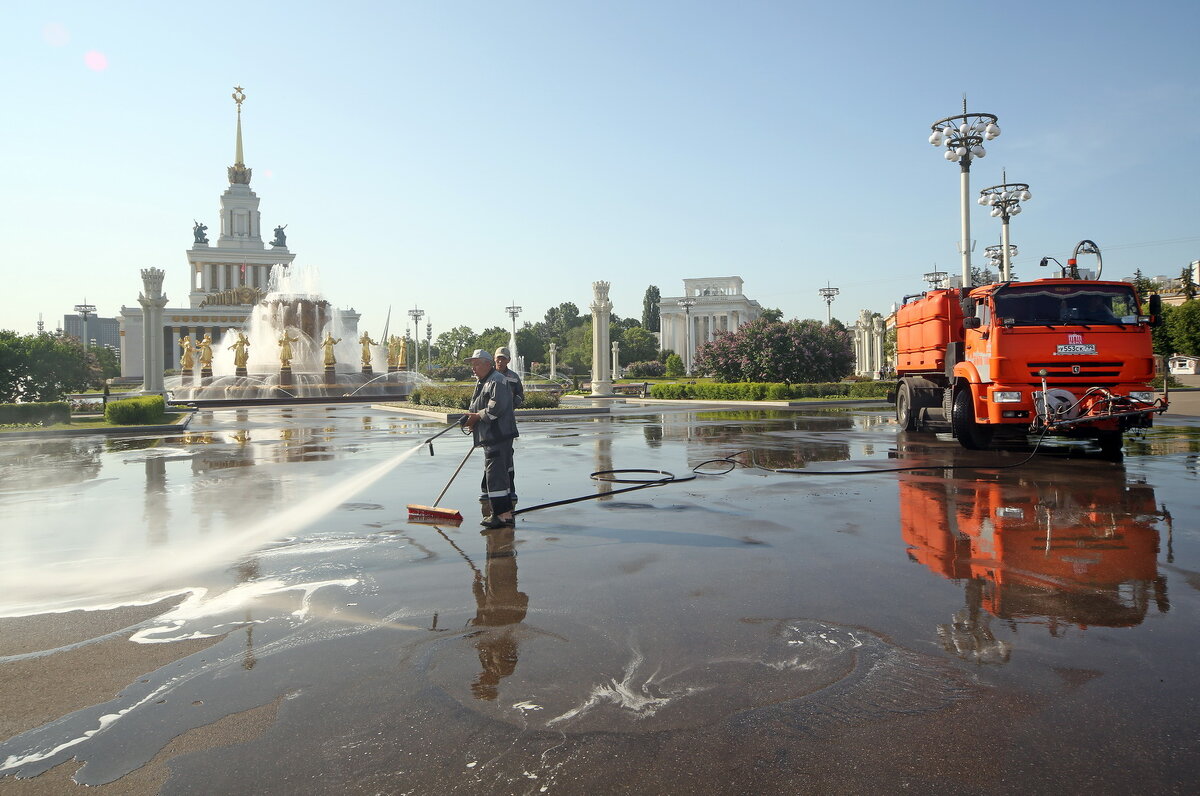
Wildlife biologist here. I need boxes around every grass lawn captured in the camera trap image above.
[0,413,188,434]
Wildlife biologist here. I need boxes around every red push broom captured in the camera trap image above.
[407,442,476,523]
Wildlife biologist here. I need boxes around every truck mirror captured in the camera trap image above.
[1149,294,1162,316]
[963,317,982,330]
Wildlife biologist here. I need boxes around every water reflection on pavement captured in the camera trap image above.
[1,404,1198,793]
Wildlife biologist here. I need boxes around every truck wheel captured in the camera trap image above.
[896,383,918,431]
[952,389,993,450]
[1095,430,1124,458]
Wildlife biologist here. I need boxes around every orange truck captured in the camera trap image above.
[890,241,1167,454]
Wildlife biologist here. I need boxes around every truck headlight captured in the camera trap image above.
[992,391,1022,403]
[1129,391,1155,403]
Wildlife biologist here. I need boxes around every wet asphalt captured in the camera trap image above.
[1,401,1198,794]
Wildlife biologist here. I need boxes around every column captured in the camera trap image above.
[611,340,620,379]
[549,342,557,379]
[138,268,169,395]
[590,281,613,396]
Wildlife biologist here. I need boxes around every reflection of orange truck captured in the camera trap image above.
[899,473,1166,628]
[890,263,1167,454]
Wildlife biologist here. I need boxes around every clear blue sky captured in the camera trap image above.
[3,1,1198,340]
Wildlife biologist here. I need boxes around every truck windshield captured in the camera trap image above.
[993,285,1139,326]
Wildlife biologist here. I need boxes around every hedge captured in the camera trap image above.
[648,381,891,401]
[409,385,560,410]
[105,395,168,425]
[0,402,71,425]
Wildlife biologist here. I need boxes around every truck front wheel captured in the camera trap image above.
[952,389,993,450]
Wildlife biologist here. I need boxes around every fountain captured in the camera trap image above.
[168,265,427,404]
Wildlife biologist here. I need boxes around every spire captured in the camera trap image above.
[228,86,252,185]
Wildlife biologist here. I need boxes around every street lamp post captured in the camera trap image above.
[505,303,522,365]
[929,98,1001,288]
[425,320,432,374]
[923,270,948,290]
[978,171,1030,282]
[74,302,96,351]
[818,283,840,324]
[984,244,1019,282]
[407,307,424,373]
[676,297,696,374]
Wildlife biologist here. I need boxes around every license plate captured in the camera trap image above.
[1055,343,1097,355]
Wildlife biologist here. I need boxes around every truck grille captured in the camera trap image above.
[1027,361,1123,378]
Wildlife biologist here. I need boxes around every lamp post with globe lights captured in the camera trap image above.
[978,171,1030,282]
[929,99,1001,287]
[818,283,840,324]
[984,244,1020,282]
[923,270,948,291]
[407,307,424,373]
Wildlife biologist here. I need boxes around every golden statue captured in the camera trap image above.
[198,333,214,368]
[278,332,300,368]
[179,335,195,371]
[228,330,250,368]
[359,332,378,367]
[386,335,407,369]
[322,332,341,367]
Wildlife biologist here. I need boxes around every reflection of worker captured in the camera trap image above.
[464,349,518,529]
[494,347,524,503]
[469,526,528,701]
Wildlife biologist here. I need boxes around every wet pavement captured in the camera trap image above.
[1,403,1199,794]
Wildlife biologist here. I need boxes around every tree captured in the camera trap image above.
[1152,303,1177,358]
[474,326,510,358]
[693,317,854,383]
[620,326,659,363]
[435,325,476,364]
[642,285,661,332]
[92,346,121,384]
[515,327,545,365]
[971,264,997,287]
[543,302,582,343]
[760,307,784,323]
[1131,269,1157,311]
[1166,300,1200,356]
[561,320,593,373]
[1180,266,1198,301]
[665,353,685,378]
[0,331,92,402]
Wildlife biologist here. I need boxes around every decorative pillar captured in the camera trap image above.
[872,316,885,378]
[138,268,169,395]
[590,281,613,396]
[611,340,620,380]
[549,342,557,379]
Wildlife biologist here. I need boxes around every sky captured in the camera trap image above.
[3,0,1198,341]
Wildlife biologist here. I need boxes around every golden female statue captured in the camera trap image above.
[386,335,407,369]
[179,335,195,371]
[322,332,342,367]
[228,330,250,368]
[198,333,214,368]
[278,332,300,368]
[359,332,378,367]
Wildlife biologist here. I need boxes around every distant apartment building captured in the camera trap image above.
[62,313,120,350]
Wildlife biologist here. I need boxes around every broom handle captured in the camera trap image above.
[433,444,476,508]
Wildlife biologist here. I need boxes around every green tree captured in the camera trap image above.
[435,325,476,364]
[92,346,121,384]
[1130,269,1157,310]
[0,331,92,402]
[561,320,593,373]
[515,327,545,366]
[1166,300,1200,356]
[1180,266,1198,301]
[760,307,784,323]
[971,264,997,286]
[642,285,661,332]
[665,353,685,378]
[543,302,582,343]
[474,326,510,357]
[1152,303,1177,358]
[619,326,659,363]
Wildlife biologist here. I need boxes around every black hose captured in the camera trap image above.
[510,430,1052,517]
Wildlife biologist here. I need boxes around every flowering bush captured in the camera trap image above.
[624,360,666,378]
[693,318,854,383]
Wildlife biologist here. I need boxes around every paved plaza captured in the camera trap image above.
[2,402,1199,793]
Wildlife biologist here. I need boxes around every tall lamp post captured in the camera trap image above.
[676,297,696,374]
[978,171,1030,282]
[407,307,424,373]
[929,99,1001,288]
[923,270,948,290]
[818,283,840,324]
[984,244,1019,282]
[505,302,522,364]
[74,302,96,351]
[425,320,432,374]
